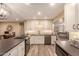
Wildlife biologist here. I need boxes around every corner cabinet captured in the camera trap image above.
[64,4,77,32]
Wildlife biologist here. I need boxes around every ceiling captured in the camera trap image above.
[2,3,64,21]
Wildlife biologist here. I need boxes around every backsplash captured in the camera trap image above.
[69,32,79,40]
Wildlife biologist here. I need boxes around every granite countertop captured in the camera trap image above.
[56,41,79,56]
[0,39,25,56]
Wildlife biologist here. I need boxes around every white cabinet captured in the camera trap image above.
[3,46,18,56]
[76,4,79,30]
[3,41,25,56]
[30,36,36,44]
[51,36,56,44]
[64,4,79,32]
[30,36,44,44]
[35,36,44,44]
[64,4,76,32]
[17,41,25,56]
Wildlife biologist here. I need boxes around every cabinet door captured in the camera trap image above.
[76,4,79,31]
[35,36,44,44]
[3,46,18,56]
[51,36,56,44]
[3,41,25,56]
[30,36,44,44]
[64,4,76,32]
[3,51,12,56]
[10,47,18,56]
[30,36,36,44]
[18,41,25,56]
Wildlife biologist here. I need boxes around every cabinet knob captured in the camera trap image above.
[77,24,79,30]
[73,24,76,30]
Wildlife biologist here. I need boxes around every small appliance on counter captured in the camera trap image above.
[56,32,69,41]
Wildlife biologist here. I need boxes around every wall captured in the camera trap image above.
[24,20,54,35]
[0,22,23,36]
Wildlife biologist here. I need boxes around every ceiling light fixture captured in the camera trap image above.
[25,3,30,5]
[71,3,76,5]
[0,3,11,20]
[16,18,19,21]
[37,11,41,15]
[49,3,55,6]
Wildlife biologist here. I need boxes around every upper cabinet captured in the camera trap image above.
[24,20,53,35]
[64,4,77,32]
[77,4,79,25]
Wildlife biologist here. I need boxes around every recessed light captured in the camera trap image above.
[25,3,30,5]
[37,11,41,15]
[71,3,76,5]
[16,18,19,21]
[49,3,55,6]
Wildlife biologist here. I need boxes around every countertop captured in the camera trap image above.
[0,39,25,56]
[27,34,56,36]
[56,41,79,56]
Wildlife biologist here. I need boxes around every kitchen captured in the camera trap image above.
[0,3,79,56]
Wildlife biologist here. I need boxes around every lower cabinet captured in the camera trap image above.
[30,36,44,44]
[3,41,25,56]
[17,41,25,56]
[51,36,56,44]
[3,46,18,56]
[30,35,56,44]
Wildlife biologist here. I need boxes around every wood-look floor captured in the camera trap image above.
[27,45,57,56]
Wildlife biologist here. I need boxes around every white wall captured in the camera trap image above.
[0,22,23,36]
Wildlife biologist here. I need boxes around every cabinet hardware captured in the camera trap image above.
[77,24,79,30]
[73,24,76,30]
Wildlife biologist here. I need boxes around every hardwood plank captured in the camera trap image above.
[38,45,45,56]
[27,44,56,56]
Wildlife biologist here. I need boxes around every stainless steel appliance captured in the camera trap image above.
[25,37,30,55]
[56,32,69,41]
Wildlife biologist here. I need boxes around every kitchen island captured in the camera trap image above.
[0,39,25,56]
[56,41,79,56]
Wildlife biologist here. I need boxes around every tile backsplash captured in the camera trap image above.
[69,32,79,40]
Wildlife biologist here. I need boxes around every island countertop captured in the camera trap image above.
[56,41,79,56]
[0,39,25,56]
